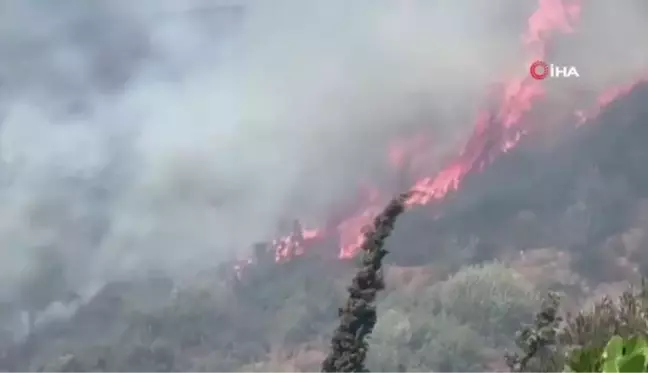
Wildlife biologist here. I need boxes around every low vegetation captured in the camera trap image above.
[508,281,648,372]
[1,249,647,372]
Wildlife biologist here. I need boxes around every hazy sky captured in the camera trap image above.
[0,0,645,305]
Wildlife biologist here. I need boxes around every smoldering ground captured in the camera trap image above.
[0,0,646,331]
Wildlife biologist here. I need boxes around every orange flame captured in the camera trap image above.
[234,0,646,276]
[407,0,580,207]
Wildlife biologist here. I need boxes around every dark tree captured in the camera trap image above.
[321,192,411,372]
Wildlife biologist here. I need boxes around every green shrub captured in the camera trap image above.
[367,261,539,371]
[369,310,491,371]
[561,288,648,353]
[509,281,648,372]
[568,335,648,372]
[429,261,540,344]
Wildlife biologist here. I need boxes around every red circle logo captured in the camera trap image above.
[529,60,549,80]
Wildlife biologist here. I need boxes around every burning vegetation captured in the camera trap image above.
[4,0,648,371]
[234,0,647,278]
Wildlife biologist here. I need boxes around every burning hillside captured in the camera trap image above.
[235,0,648,278]
[5,1,648,371]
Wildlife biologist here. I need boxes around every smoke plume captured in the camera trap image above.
[0,0,646,316]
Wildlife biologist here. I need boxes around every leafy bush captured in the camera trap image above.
[366,261,539,371]
[429,261,540,344]
[561,286,648,353]
[369,310,491,372]
[568,335,648,372]
[506,292,564,372]
[509,281,648,372]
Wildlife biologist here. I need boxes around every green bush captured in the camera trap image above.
[568,335,648,372]
[366,261,540,371]
[369,310,491,371]
[509,282,648,372]
[429,261,540,344]
[561,288,648,353]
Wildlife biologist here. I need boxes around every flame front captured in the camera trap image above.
[238,0,646,270]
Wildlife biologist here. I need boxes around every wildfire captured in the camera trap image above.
[575,77,648,125]
[235,0,646,276]
[407,0,580,207]
[272,221,323,262]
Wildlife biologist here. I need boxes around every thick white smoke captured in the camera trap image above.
[0,0,646,320]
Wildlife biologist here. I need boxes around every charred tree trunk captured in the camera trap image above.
[321,192,411,372]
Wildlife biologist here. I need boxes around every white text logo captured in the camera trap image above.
[529,60,580,80]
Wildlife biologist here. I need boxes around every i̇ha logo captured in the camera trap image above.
[529,60,580,80]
